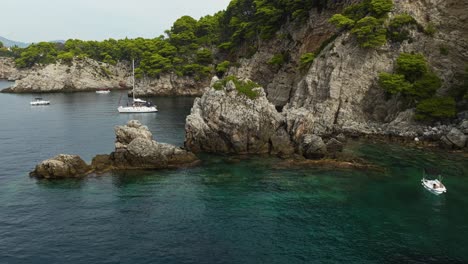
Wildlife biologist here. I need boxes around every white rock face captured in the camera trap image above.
[185,80,295,156]
[0,58,207,95]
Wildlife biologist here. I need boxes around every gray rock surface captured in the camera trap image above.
[185,79,294,156]
[445,128,467,148]
[0,58,207,96]
[30,154,91,179]
[30,120,199,178]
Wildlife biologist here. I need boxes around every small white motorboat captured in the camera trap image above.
[96,89,111,94]
[30,98,50,106]
[421,168,447,195]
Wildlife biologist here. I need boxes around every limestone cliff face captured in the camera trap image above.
[134,74,208,97]
[0,58,207,95]
[224,0,467,144]
[0,58,18,80]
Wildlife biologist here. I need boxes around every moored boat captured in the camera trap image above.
[30,98,50,106]
[421,168,447,195]
[118,60,158,113]
[96,89,111,94]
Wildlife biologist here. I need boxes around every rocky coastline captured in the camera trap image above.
[30,120,199,179]
[185,77,467,160]
[0,57,206,96]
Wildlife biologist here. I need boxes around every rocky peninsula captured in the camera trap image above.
[30,120,199,179]
[0,57,207,96]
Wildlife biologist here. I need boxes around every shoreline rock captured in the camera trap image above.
[30,120,200,179]
[0,57,207,96]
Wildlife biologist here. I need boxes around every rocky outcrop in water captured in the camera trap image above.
[109,120,199,169]
[30,154,92,179]
[30,120,199,179]
[185,78,347,158]
[185,79,295,156]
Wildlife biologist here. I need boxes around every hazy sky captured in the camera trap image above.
[0,0,231,43]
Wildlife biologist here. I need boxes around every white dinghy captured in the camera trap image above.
[421,168,447,195]
[30,98,50,106]
[96,89,111,94]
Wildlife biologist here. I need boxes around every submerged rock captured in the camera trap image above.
[30,120,199,179]
[30,154,92,179]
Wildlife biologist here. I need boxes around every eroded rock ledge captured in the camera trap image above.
[30,120,199,179]
[184,78,345,159]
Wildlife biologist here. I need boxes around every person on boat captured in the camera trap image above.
[433,183,437,189]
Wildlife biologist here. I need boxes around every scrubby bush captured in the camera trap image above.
[351,17,387,48]
[396,53,428,81]
[378,73,412,94]
[415,97,456,120]
[215,60,230,77]
[369,0,394,17]
[329,14,355,29]
[299,52,316,70]
[387,14,417,42]
[409,72,441,99]
[212,75,261,99]
[268,53,286,67]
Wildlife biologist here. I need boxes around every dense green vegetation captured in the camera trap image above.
[213,75,261,99]
[0,41,13,57]
[387,14,417,42]
[329,0,394,48]
[329,0,421,47]
[299,52,316,70]
[6,0,338,80]
[378,53,456,121]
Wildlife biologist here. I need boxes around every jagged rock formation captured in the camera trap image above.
[185,79,295,156]
[109,120,199,169]
[0,58,206,96]
[222,0,468,149]
[30,120,199,179]
[185,78,346,158]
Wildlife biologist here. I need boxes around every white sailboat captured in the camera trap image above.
[118,60,158,113]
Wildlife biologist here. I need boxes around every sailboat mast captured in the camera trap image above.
[132,59,135,101]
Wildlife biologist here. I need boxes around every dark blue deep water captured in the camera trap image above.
[1,81,468,264]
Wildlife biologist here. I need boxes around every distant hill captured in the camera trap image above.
[0,36,30,48]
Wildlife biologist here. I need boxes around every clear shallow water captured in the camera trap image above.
[0,81,468,264]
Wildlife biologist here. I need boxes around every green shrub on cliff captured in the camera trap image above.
[329,14,355,29]
[388,14,417,42]
[329,0,393,48]
[378,73,412,94]
[380,53,440,99]
[212,75,261,99]
[415,97,456,120]
[369,0,394,17]
[351,17,387,48]
[396,53,428,82]
[215,61,231,77]
[299,52,316,69]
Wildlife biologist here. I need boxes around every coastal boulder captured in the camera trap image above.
[185,78,294,156]
[114,120,153,146]
[111,120,199,169]
[300,134,327,159]
[30,154,91,179]
[445,128,467,149]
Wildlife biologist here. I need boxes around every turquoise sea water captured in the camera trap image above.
[0,81,467,263]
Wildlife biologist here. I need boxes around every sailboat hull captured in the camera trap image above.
[118,106,158,113]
